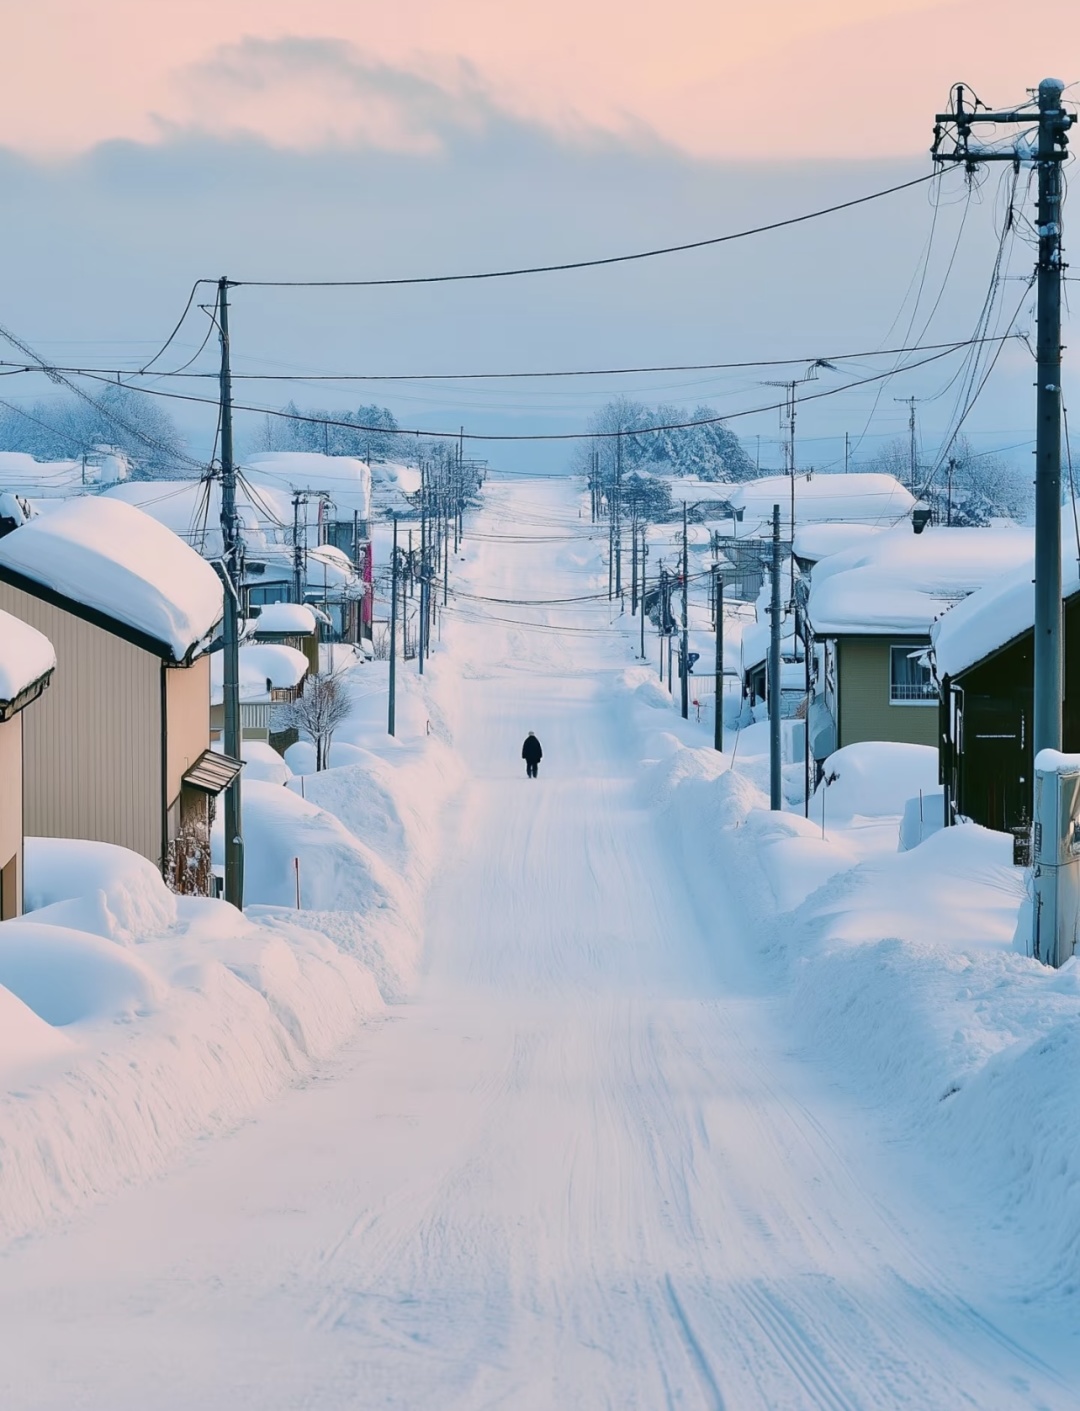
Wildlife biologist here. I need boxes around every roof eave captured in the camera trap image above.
[0,667,54,722]
[0,562,219,665]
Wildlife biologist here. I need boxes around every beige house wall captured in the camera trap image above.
[0,583,163,865]
[837,636,938,750]
[165,655,210,803]
[0,713,23,918]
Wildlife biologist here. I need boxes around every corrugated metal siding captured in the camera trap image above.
[837,637,937,749]
[165,655,210,804]
[0,583,163,863]
[0,714,23,917]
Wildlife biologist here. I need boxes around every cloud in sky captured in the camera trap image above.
[168,39,500,154]
[3,0,1076,158]
[0,104,1057,474]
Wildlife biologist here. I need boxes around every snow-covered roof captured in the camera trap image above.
[252,602,318,636]
[727,473,916,538]
[793,522,886,564]
[246,453,372,519]
[210,642,309,705]
[0,608,55,706]
[307,543,359,591]
[741,620,800,674]
[807,524,1032,638]
[0,450,130,499]
[0,497,223,661]
[932,528,1078,679]
[103,479,295,559]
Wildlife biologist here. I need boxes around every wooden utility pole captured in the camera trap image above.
[614,433,623,598]
[769,503,782,811]
[714,564,723,753]
[640,525,647,660]
[217,276,244,909]
[388,515,398,737]
[680,502,690,721]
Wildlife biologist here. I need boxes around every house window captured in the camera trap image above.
[890,644,936,705]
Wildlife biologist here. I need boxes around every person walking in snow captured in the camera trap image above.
[521,731,543,779]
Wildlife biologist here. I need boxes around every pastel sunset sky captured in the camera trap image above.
[4,0,1074,157]
[1,2,1077,469]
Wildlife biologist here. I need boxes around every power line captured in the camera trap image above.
[68,340,998,445]
[136,280,213,374]
[232,173,943,288]
[0,334,1010,385]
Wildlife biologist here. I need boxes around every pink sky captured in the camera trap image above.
[4,0,1076,159]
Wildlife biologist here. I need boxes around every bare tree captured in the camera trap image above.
[275,672,353,771]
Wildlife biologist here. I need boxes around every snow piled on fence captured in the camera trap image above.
[0,655,460,1245]
[617,662,1080,1300]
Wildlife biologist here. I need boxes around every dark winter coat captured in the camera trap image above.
[521,735,543,765]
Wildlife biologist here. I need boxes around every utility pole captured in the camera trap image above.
[894,395,919,492]
[291,492,306,604]
[658,564,665,681]
[769,503,783,811]
[680,502,690,720]
[932,78,1076,966]
[932,81,1074,761]
[631,504,639,615]
[388,515,398,737]
[946,456,956,527]
[216,277,244,910]
[714,564,723,753]
[844,431,850,474]
[614,433,623,598]
[640,526,647,659]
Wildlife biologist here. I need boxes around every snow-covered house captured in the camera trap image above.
[0,610,55,919]
[931,539,1080,832]
[210,642,309,754]
[0,497,237,892]
[726,472,916,541]
[250,601,320,675]
[805,525,1032,769]
[0,449,129,503]
[245,453,373,638]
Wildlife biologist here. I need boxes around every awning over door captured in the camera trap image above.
[182,749,243,795]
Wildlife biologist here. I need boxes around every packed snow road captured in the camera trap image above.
[0,479,1072,1409]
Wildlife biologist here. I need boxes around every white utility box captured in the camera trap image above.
[1032,750,1080,967]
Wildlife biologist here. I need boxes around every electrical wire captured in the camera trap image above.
[230,173,942,289]
[67,341,989,445]
[137,280,213,374]
[0,334,1004,385]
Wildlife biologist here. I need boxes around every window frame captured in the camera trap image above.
[888,641,937,707]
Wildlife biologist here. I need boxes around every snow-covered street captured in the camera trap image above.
[0,479,1075,1409]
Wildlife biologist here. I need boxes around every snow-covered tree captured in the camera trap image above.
[0,384,188,478]
[863,434,1031,525]
[250,403,402,463]
[577,397,754,486]
[274,672,353,771]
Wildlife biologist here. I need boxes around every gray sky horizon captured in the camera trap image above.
[0,89,1072,478]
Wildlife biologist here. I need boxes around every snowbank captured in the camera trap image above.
[0,607,54,704]
[0,922,166,1025]
[24,837,178,943]
[0,648,462,1246]
[238,739,293,785]
[0,496,223,661]
[619,665,1080,1293]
